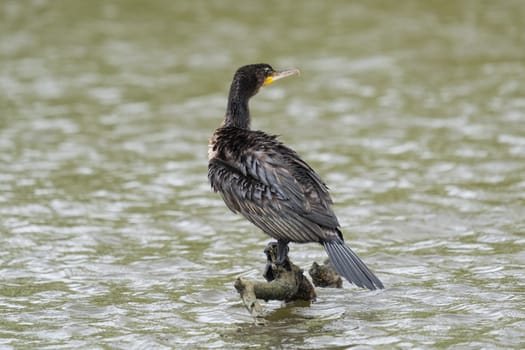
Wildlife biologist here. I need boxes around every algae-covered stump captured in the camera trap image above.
[234,242,344,323]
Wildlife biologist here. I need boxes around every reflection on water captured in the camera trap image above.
[1,0,525,348]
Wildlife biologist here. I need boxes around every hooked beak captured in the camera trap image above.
[263,68,300,86]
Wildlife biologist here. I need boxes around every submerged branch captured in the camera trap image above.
[234,242,316,322]
[234,243,344,323]
[309,259,343,288]
[235,242,344,323]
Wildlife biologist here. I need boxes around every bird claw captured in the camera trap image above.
[263,241,291,281]
[263,260,275,281]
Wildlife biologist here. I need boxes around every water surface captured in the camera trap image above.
[1,1,525,349]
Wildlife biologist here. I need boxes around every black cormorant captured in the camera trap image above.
[208,63,384,290]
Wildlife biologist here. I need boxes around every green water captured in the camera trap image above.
[1,1,524,349]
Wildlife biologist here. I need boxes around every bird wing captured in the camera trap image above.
[208,137,340,243]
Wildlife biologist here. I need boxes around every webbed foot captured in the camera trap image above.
[263,240,291,281]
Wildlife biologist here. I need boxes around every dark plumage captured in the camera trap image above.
[208,63,383,290]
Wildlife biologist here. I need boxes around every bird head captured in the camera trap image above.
[233,63,300,97]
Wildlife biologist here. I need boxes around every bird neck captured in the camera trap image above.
[224,81,251,129]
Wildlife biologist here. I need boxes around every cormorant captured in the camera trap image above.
[208,63,384,290]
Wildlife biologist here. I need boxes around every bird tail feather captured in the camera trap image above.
[323,240,384,290]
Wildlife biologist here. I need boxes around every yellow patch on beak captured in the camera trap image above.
[263,76,274,86]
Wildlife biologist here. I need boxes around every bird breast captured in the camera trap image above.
[208,133,218,161]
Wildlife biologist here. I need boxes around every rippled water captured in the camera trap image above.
[1,1,525,349]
